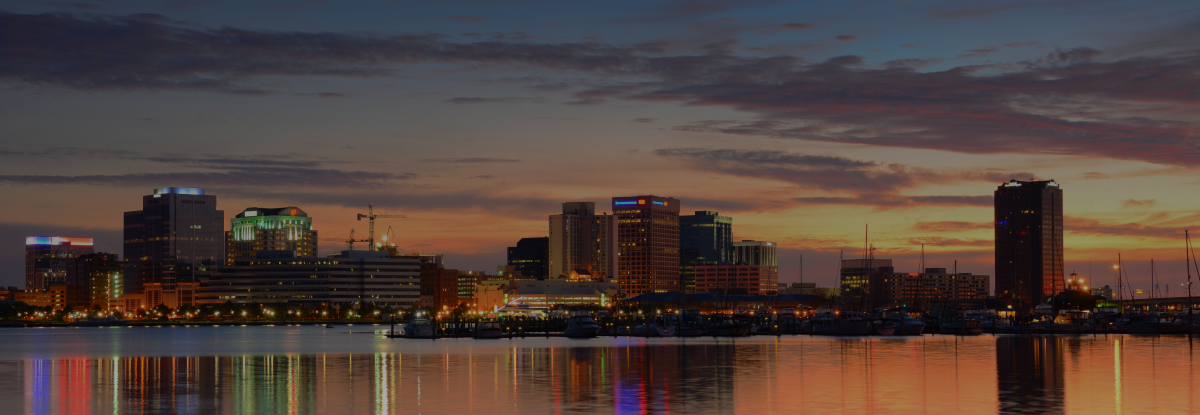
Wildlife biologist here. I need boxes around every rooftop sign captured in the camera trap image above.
[26,236,94,246]
[154,187,205,196]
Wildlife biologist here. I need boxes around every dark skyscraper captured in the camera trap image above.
[613,195,680,296]
[995,179,1064,312]
[507,237,549,279]
[679,211,731,293]
[123,187,224,295]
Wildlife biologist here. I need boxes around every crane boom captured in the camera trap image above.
[318,228,369,251]
[356,203,407,250]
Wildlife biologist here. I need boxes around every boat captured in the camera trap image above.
[402,315,435,337]
[633,322,676,337]
[68,317,130,327]
[877,308,925,335]
[474,320,504,339]
[939,318,984,335]
[326,323,335,329]
[708,314,751,337]
[811,311,871,336]
[870,319,897,336]
[564,310,600,338]
[1121,315,1187,334]
[675,309,706,337]
[775,308,806,334]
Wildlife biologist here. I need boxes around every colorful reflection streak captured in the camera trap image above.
[0,333,1197,414]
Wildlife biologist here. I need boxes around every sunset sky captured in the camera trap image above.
[2,0,1199,293]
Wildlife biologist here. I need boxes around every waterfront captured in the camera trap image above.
[0,327,1197,414]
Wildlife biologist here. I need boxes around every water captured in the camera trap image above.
[0,325,1197,414]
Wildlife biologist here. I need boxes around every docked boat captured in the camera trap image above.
[877,308,925,335]
[939,318,984,335]
[564,310,600,338]
[474,320,504,339]
[870,320,897,336]
[403,315,435,337]
[675,310,706,337]
[811,311,871,336]
[1122,315,1187,334]
[776,308,806,334]
[634,323,676,337]
[709,315,751,337]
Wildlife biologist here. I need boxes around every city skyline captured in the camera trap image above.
[3,1,1200,293]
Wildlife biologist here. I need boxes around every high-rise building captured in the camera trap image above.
[680,211,732,292]
[612,195,681,296]
[507,237,549,279]
[66,252,122,311]
[123,187,224,297]
[734,240,777,266]
[680,211,733,263]
[225,206,317,265]
[732,240,779,293]
[995,179,1064,312]
[548,202,618,279]
[25,236,94,290]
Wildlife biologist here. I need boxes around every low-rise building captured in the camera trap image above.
[881,268,990,309]
[780,282,839,299]
[478,279,621,315]
[0,286,20,301]
[420,267,459,311]
[16,284,67,310]
[199,250,421,307]
[694,264,778,295]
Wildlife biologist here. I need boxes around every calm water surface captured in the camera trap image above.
[0,325,1196,414]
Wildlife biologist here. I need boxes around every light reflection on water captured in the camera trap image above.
[0,326,1196,414]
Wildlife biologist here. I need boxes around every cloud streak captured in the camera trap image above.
[6,11,1200,166]
[0,167,416,188]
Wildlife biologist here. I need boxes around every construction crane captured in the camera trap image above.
[319,228,370,251]
[357,203,406,251]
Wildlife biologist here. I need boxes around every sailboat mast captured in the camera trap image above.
[1188,231,1194,328]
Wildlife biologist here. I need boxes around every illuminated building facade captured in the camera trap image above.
[123,187,224,296]
[480,280,620,314]
[66,253,123,311]
[225,206,317,265]
[16,284,66,310]
[840,259,894,306]
[549,202,618,279]
[694,264,776,295]
[880,268,990,309]
[679,211,732,292]
[507,237,549,279]
[995,179,1064,312]
[25,236,94,290]
[733,240,778,293]
[198,250,421,306]
[420,267,459,311]
[612,195,681,296]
